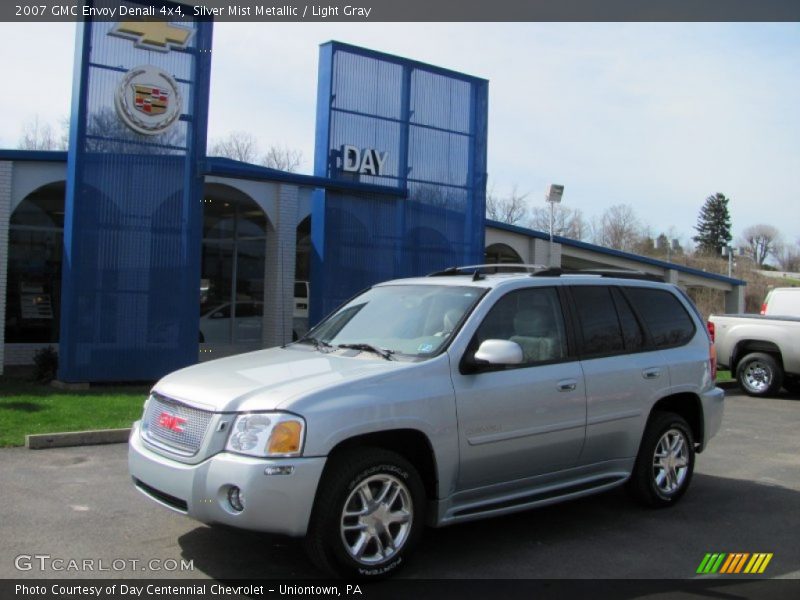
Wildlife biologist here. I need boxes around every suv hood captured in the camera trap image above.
[153,346,409,413]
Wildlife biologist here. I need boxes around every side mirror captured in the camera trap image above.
[474,339,524,365]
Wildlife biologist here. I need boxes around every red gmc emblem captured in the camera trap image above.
[158,412,187,433]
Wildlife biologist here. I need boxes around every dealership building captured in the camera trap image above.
[0,18,745,382]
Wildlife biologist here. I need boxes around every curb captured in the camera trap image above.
[717,381,739,391]
[26,428,131,450]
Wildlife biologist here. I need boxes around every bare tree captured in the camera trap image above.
[261,144,303,172]
[208,131,260,163]
[591,204,644,251]
[774,241,800,272]
[209,131,304,172]
[18,115,67,151]
[740,224,781,266]
[486,185,529,226]
[528,205,587,240]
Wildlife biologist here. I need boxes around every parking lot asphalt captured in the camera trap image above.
[1,388,798,580]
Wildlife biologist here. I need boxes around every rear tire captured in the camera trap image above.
[305,448,425,579]
[629,411,695,508]
[736,352,783,397]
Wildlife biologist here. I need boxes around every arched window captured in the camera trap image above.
[200,184,268,345]
[5,182,65,343]
[485,243,523,265]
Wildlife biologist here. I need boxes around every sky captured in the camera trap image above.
[1,21,798,246]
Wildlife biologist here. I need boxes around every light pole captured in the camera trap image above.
[721,245,740,278]
[545,184,564,267]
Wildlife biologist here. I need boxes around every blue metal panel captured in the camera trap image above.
[58,1,213,382]
[310,42,488,325]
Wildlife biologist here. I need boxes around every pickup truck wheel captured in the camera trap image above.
[737,352,783,397]
[305,448,425,578]
[628,412,695,508]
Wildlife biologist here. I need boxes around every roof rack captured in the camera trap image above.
[532,268,665,282]
[427,264,548,281]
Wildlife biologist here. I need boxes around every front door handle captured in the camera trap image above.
[642,368,661,380]
[558,379,578,392]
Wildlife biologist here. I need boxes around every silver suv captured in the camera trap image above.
[128,266,724,578]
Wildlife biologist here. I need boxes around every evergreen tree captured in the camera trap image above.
[693,193,732,255]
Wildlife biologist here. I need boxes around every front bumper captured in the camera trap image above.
[699,386,725,452]
[128,422,326,537]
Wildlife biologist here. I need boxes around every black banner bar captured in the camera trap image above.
[4,579,800,600]
[3,0,800,22]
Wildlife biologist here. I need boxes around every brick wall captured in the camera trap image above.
[3,343,59,366]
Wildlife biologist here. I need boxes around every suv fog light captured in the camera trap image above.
[227,486,244,512]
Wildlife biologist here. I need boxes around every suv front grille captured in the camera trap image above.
[141,393,213,456]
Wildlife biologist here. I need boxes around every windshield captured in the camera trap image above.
[301,284,484,358]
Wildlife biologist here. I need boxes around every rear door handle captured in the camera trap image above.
[642,368,661,380]
[558,379,578,392]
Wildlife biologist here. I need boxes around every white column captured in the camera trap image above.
[262,184,298,348]
[665,269,680,285]
[725,285,746,314]
[531,237,560,267]
[0,161,12,375]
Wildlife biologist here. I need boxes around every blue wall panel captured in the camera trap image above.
[58,3,212,382]
[311,42,488,323]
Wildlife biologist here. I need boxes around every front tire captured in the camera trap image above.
[629,411,695,508]
[305,448,426,578]
[737,352,783,397]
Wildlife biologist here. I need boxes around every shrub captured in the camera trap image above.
[32,346,59,382]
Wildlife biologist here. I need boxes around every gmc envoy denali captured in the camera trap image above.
[129,266,724,577]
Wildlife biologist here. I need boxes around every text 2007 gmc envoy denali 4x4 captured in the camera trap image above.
[129,266,724,577]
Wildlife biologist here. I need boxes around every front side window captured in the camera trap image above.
[472,287,568,365]
[304,284,484,358]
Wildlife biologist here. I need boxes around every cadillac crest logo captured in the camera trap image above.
[115,65,182,136]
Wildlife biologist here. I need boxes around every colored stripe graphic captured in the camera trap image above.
[720,554,736,573]
[720,553,749,574]
[697,553,726,574]
[733,553,750,573]
[698,553,772,575]
[744,553,773,574]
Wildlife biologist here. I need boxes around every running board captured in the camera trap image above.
[449,474,626,520]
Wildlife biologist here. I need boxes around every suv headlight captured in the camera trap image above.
[225,413,305,458]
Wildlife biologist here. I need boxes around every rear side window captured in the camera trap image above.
[624,287,696,348]
[611,288,644,351]
[570,286,624,356]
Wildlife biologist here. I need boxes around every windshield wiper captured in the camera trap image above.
[337,343,395,360]
[299,336,335,352]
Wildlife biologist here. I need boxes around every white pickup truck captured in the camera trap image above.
[709,307,800,396]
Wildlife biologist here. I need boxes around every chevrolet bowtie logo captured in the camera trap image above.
[109,21,194,53]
